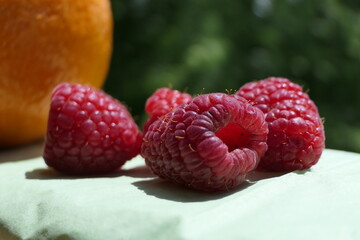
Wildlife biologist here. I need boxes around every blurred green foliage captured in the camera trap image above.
[104,0,360,153]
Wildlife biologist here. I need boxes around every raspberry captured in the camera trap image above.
[141,93,268,191]
[143,88,192,133]
[43,83,142,174]
[236,77,325,171]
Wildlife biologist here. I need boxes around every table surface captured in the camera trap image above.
[0,145,360,240]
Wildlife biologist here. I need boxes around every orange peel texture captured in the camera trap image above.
[0,0,113,147]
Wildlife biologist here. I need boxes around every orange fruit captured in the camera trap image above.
[0,0,113,148]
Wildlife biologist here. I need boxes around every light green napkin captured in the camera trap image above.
[0,149,360,240]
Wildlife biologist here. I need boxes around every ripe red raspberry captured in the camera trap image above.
[236,77,325,171]
[141,93,268,191]
[143,88,192,133]
[43,83,142,175]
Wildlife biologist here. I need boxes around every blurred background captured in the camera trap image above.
[104,0,360,153]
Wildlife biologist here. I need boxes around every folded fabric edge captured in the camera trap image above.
[0,223,20,240]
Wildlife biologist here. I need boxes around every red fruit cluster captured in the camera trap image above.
[43,77,325,192]
[142,78,325,191]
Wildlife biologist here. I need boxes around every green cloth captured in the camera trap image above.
[0,149,360,240]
